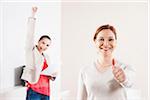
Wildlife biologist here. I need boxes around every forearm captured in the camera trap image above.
[120,67,135,88]
[25,17,36,50]
[120,77,133,88]
[31,12,36,18]
[25,7,37,50]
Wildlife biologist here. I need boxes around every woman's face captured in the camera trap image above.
[94,29,117,57]
[38,38,51,52]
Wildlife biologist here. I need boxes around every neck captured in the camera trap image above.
[97,55,113,68]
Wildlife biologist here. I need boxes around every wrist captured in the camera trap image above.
[31,12,36,18]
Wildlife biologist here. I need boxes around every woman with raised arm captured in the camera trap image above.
[21,7,56,100]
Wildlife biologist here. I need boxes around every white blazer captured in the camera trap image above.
[21,17,50,84]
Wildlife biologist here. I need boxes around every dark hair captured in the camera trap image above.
[38,35,51,42]
[93,24,117,41]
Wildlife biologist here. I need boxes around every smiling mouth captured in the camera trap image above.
[100,47,109,50]
[100,48,110,52]
[104,49,108,51]
[99,46,112,51]
[103,49,109,52]
[40,47,43,50]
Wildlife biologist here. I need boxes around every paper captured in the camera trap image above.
[41,63,60,76]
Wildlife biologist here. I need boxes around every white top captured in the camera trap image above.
[77,60,135,100]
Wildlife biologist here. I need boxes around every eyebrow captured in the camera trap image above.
[108,36,114,38]
[98,36,104,39]
[98,36,114,38]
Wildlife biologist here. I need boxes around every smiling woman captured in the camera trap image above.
[21,7,58,100]
[77,24,135,100]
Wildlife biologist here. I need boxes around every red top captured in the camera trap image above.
[27,58,50,96]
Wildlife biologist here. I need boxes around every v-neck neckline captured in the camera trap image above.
[93,61,112,74]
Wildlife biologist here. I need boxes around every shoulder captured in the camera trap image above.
[79,62,95,75]
[32,45,39,51]
[80,66,89,74]
[44,53,49,59]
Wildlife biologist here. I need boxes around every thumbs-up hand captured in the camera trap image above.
[112,59,126,83]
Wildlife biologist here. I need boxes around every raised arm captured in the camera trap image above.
[21,7,38,83]
[25,7,38,50]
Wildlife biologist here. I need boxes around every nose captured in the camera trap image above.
[103,40,109,47]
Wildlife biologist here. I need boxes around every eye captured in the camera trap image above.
[98,38,104,41]
[47,44,49,47]
[109,38,114,41]
[42,42,45,44]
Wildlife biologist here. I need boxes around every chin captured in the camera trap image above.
[101,51,112,57]
[42,50,46,52]
[103,54,111,57]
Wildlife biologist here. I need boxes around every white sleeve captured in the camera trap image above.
[24,17,36,69]
[77,70,87,100]
[120,65,136,88]
[21,17,36,81]
[25,17,36,51]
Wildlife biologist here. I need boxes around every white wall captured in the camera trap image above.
[0,2,61,99]
[0,2,3,90]
[2,0,61,2]
[61,2,148,100]
[1,0,148,2]
[61,0,148,1]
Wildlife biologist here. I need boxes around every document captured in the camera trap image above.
[41,63,60,77]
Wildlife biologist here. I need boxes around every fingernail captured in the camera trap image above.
[112,58,115,69]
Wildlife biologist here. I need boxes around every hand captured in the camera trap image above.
[31,7,38,17]
[51,71,58,77]
[47,76,56,81]
[112,66,126,83]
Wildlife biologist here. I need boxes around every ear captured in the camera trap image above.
[114,40,117,48]
[37,41,40,44]
[115,39,117,44]
[93,40,97,47]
